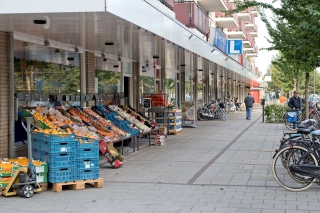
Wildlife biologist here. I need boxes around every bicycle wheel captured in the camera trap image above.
[283,113,295,130]
[198,109,205,121]
[272,146,318,192]
[286,146,316,183]
[218,109,227,121]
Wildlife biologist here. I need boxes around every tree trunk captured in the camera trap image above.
[305,72,310,118]
[295,69,299,91]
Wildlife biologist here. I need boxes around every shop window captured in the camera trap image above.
[185,75,193,101]
[165,78,176,106]
[14,58,80,94]
[96,70,120,94]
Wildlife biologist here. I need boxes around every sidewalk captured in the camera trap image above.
[1,105,319,213]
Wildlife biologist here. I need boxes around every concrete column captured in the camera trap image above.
[85,52,95,107]
[132,62,139,109]
[193,54,198,117]
[212,63,217,100]
[0,31,10,158]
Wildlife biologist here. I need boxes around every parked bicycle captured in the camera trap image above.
[272,119,320,191]
[198,100,227,121]
[284,108,320,130]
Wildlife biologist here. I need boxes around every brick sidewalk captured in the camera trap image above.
[1,105,319,213]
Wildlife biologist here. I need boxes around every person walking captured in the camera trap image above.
[244,92,255,120]
[288,91,303,129]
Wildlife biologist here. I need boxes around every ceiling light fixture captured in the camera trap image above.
[153,55,159,59]
[33,20,47,24]
[220,75,224,78]
[211,49,215,53]
[44,39,50,46]
[67,57,74,61]
[198,69,203,71]
[105,42,114,45]
[55,49,60,53]
[189,35,193,40]
[74,47,79,53]
[211,72,214,75]
[113,65,119,68]
[225,57,228,61]
[103,58,107,62]
[180,64,186,67]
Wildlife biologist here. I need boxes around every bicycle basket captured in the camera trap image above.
[287,112,297,123]
[219,103,226,109]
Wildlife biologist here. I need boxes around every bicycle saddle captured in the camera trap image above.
[311,130,320,136]
[297,127,316,134]
[297,119,318,129]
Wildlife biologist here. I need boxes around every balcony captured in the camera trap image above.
[245,22,255,31]
[196,0,227,12]
[243,40,251,48]
[237,9,251,21]
[243,47,255,53]
[174,2,209,35]
[251,10,258,17]
[246,53,258,57]
[227,31,246,39]
[215,15,238,28]
[160,0,174,10]
[250,31,258,37]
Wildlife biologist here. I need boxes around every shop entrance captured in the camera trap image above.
[124,76,130,105]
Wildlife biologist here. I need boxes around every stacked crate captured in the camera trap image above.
[32,133,76,183]
[0,164,19,187]
[76,138,99,180]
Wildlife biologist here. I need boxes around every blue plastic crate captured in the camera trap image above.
[168,112,175,117]
[156,119,165,123]
[48,167,76,183]
[76,138,98,149]
[176,125,182,130]
[76,158,99,170]
[106,112,124,126]
[77,168,100,180]
[39,133,76,142]
[42,140,76,153]
[169,125,174,130]
[76,147,99,159]
[42,152,76,168]
[169,119,175,123]
[32,148,43,160]
[156,113,164,117]
[31,138,42,150]
[119,122,140,136]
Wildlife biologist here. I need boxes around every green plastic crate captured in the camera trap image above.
[36,172,47,184]
[0,172,15,177]
[21,163,48,174]
[0,182,9,187]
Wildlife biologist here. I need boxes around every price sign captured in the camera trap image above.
[70,95,75,102]
[25,93,32,101]
[17,93,25,101]
[57,95,62,101]
[143,98,151,109]
[80,95,86,102]
[34,93,40,101]
[63,95,70,102]
[41,94,49,101]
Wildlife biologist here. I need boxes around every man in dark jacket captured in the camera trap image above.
[244,92,255,120]
[288,91,303,129]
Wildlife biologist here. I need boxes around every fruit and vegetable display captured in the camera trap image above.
[143,93,168,107]
[0,158,48,187]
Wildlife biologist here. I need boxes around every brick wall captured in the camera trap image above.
[0,31,9,158]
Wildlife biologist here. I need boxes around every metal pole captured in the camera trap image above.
[9,32,15,158]
[80,13,86,107]
[27,118,32,165]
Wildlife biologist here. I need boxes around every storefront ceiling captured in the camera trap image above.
[0,0,258,81]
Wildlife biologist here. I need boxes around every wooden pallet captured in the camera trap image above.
[52,178,104,192]
[40,183,48,191]
[169,129,182,135]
